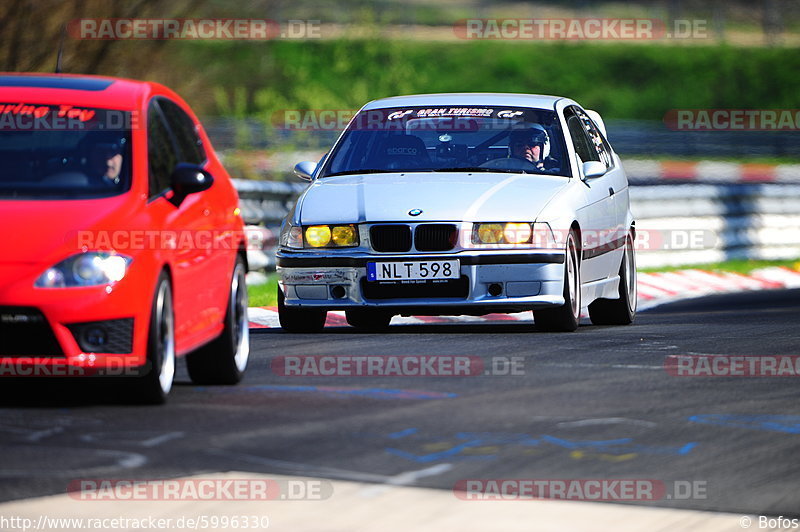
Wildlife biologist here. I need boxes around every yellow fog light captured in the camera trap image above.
[477,223,504,244]
[305,226,332,247]
[503,223,532,244]
[332,225,358,246]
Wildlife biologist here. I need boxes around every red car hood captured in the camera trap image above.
[0,194,136,264]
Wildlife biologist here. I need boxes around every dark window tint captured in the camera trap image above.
[0,105,132,200]
[573,107,613,168]
[565,108,598,164]
[0,75,114,91]
[147,103,178,198]
[158,99,205,164]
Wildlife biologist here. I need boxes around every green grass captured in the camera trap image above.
[247,274,278,307]
[640,259,800,275]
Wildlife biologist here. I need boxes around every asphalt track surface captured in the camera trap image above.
[0,288,798,518]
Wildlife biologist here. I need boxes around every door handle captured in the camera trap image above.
[608,187,615,196]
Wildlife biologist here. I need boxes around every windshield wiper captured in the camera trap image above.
[326,167,520,176]
[324,169,392,177]
[433,167,515,173]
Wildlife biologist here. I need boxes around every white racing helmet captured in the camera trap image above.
[508,124,550,159]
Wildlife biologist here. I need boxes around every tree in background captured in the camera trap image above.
[0,0,204,75]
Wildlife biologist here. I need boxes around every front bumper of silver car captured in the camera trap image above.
[276,251,567,314]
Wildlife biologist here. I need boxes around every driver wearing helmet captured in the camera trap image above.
[89,142,124,186]
[81,132,127,188]
[508,125,557,171]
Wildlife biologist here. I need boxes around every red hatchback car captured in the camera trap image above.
[0,74,249,403]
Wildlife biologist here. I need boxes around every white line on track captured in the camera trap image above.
[141,432,185,448]
[0,448,148,477]
[556,418,658,428]
[206,449,452,486]
[539,362,664,371]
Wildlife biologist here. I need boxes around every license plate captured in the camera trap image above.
[367,260,460,281]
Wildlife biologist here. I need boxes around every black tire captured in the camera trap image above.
[134,272,176,404]
[277,288,326,333]
[588,230,637,325]
[187,256,250,384]
[345,309,393,331]
[533,230,580,332]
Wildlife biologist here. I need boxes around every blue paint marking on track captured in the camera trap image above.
[386,441,497,463]
[197,384,456,400]
[689,414,800,434]
[454,432,540,446]
[539,435,633,449]
[388,428,419,439]
[677,442,698,455]
[540,435,698,455]
[384,430,699,463]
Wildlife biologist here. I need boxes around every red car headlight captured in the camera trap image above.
[35,252,132,288]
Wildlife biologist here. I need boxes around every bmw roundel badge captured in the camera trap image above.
[408,209,423,216]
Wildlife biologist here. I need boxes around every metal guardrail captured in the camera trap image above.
[234,178,800,270]
[233,178,306,273]
[632,184,800,268]
[233,178,306,225]
[623,160,800,184]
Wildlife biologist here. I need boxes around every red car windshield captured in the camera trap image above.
[0,103,133,199]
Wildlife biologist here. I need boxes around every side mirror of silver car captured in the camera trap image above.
[294,161,317,181]
[582,161,607,180]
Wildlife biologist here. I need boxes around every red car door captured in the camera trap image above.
[145,99,224,354]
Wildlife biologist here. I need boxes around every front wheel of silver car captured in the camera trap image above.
[588,230,637,325]
[278,288,327,333]
[187,256,250,384]
[533,230,580,332]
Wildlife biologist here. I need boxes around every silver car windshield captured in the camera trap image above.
[321,106,570,178]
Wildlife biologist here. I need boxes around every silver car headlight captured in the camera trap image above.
[280,223,304,249]
[470,222,558,248]
[304,224,359,248]
[35,252,132,288]
[281,223,360,249]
